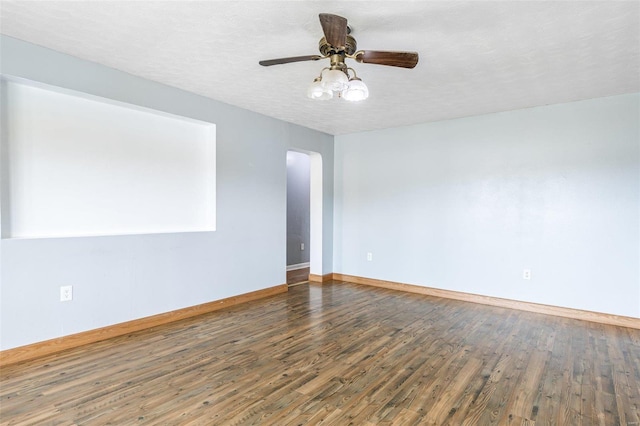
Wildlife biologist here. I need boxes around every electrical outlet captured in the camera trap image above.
[367,252,373,261]
[300,243,305,251]
[523,269,531,280]
[60,285,73,302]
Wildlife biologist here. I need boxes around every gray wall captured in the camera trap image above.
[334,93,640,318]
[286,151,310,266]
[0,35,334,350]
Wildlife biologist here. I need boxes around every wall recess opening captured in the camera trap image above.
[0,77,216,239]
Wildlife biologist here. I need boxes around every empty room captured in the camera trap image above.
[0,1,638,424]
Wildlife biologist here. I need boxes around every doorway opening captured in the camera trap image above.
[286,150,322,285]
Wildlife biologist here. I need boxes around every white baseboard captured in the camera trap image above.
[286,262,310,271]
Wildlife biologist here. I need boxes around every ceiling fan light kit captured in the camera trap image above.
[312,66,366,101]
[259,13,418,103]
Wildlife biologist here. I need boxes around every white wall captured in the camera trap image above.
[334,93,639,318]
[0,35,334,350]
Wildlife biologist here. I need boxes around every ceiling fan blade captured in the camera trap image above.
[259,55,323,66]
[355,50,419,69]
[319,13,348,49]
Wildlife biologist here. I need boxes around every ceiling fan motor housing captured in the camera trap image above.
[319,34,357,56]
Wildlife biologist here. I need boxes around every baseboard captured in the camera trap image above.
[308,273,334,283]
[286,262,310,271]
[332,273,640,330]
[0,284,288,367]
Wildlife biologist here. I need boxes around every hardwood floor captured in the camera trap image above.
[287,267,310,285]
[1,281,639,425]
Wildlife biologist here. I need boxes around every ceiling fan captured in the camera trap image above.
[259,13,419,101]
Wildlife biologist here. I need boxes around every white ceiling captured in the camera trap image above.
[1,1,638,135]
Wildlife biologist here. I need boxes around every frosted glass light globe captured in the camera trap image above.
[320,69,349,93]
[343,78,369,102]
[307,79,333,100]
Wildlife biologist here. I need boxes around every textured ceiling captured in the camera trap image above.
[1,1,638,135]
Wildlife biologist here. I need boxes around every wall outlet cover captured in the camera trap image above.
[60,285,73,302]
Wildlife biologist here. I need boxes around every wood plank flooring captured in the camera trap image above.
[1,281,639,425]
[287,267,310,285]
